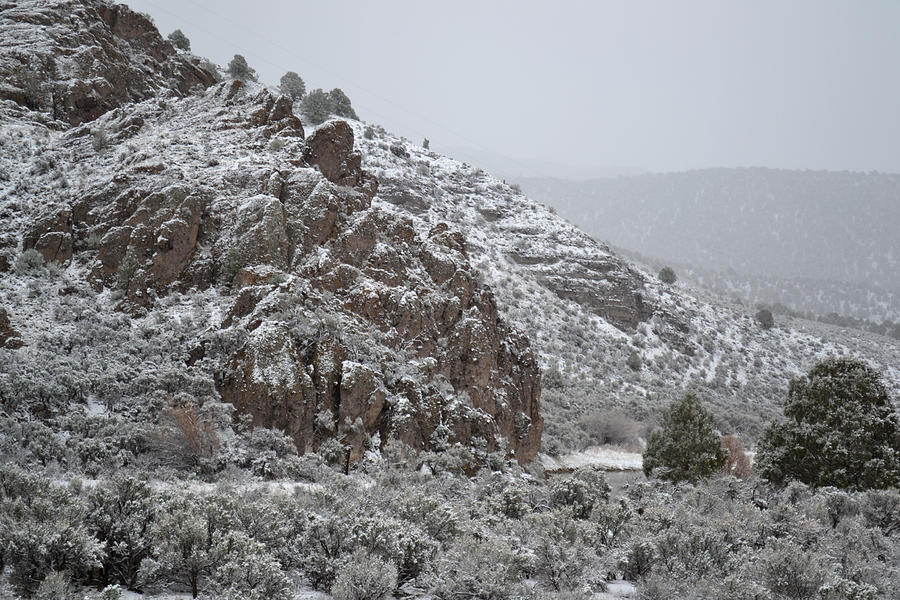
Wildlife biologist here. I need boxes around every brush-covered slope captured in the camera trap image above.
[353,130,900,452]
[0,0,542,469]
[520,170,900,322]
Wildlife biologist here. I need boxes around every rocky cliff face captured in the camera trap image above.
[0,2,542,463]
[0,0,215,125]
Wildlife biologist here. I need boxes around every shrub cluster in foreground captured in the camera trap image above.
[1,456,899,599]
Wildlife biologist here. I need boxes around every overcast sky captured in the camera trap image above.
[125,0,900,175]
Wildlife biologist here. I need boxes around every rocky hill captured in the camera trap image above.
[0,0,541,468]
[353,130,900,451]
[1,0,899,473]
[520,169,900,323]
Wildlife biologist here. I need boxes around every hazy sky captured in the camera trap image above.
[125,0,900,174]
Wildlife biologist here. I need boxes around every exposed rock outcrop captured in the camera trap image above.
[0,0,215,125]
[303,120,377,198]
[38,77,542,462]
[0,308,23,349]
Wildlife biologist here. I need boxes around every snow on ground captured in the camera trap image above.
[539,445,643,472]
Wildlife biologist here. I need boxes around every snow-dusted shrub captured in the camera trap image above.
[363,126,375,140]
[755,538,826,600]
[86,476,157,589]
[550,466,610,519]
[578,409,641,447]
[143,493,230,598]
[495,481,530,519]
[526,510,596,592]
[14,248,44,274]
[721,434,753,478]
[0,468,103,597]
[207,532,293,600]
[331,550,397,600]
[423,536,526,600]
[33,570,73,600]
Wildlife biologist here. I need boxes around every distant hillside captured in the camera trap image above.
[520,169,900,322]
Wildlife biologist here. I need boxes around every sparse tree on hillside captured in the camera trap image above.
[226,54,257,82]
[279,71,305,101]
[329,88,358,120]
[642,392,727,483]
[756,308,775,329]
[301,89,333,125]
[658,266,676,284]
[422,138,430,150]
[756,357,900,490]
[167,29,190,51]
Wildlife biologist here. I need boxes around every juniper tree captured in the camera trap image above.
[756,308,775,329]
[642,392,726,483]
[301,89,333,125]
[658,266,676,284]
[226,54,257,82]
[756,357,900,490]
[167,29,190,51]
[279,71,305,101]
[329,88,358,120]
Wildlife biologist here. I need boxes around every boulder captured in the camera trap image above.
[0,308,23,349]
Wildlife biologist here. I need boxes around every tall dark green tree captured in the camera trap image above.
[301,89,333,125]
[167,29,190,51]
[279,71,305,101]
[329,88,358,120]
[756,357,900,490]
[226,54,257,82]
[642,392,726,483]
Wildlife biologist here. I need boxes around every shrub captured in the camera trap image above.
[626,350,642,371]
[550,466,610,519]
[301,89,333,125]
[1,475,103,597]
[658,266,676,284]
[422,138,430,149]
[208,532,293,600]
[226,55,257,82]
[279,71,305,100]
[721,434,752,479]
[86,476,156,589]
[755,308,775,329]
[92,126,110,153]
[14,248,44,274]
[167,29,190,51]
[642,392,727,483]
[578,409,641,447]
[363,126,375,140]
[331,550,397,600]
[329,88,358,120]
[144,494,228,598]
[756,357,900,490]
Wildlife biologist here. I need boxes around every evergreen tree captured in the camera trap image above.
[226,55,257,82]
[756,357,900,490]
[329,88,358,120]
[756,308,775,329]
[279,71,305,101]
[642,392,726,483]
[167,29,190,51]
[301,89,333,125]
[658,266,676,284]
